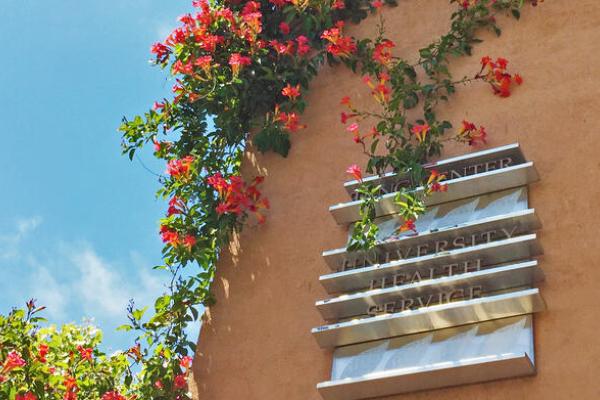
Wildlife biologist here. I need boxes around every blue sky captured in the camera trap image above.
[0,0,195,351]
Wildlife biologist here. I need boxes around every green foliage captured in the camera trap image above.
[116,2,403,398]
[0,303,133,399]
[342,0,531,249]
[347,184,380,251]
[253,124,291,156]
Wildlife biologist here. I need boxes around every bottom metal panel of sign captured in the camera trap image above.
[312,288,545,348]
[317,316,536,400]
[318,353,534,400]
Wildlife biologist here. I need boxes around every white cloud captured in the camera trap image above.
[0,216,43,260]
[27,265,69,321]
[0,217,197,349]
[1,233,167,329]
[70,246,131,317]
[16,216,42,237]
[65,246,165,318]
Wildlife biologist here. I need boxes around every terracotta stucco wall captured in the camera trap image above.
[192,1,600,399]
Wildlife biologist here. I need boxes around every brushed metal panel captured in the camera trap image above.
[312,288,545,348]
[320,234,543,294]
[323,208,540,271]
[371,187,529,243]
[330,162,539,225]
[344,143,527,196]
[330,315,534,380]
[317,261,543,320]
[318,352,535,400]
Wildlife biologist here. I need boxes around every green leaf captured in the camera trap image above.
[403,92,419,109]
[403,65,417,81]
[116,324,132,332]
[132,306,148,321]
[155,295,171,312]
[253,128,291,157]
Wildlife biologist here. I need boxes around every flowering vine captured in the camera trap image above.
[337,0,537,249]
[118,1,397,398]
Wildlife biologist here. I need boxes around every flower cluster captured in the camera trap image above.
[282,84,301,101]
[459,0,484,9]
[274,105,307,133]
[15,393,37,400]
[167,196,186,217]
[37,344,48,363]
[166,156,195,179]
[171,356,194,392]
[345,122,379,144]
[411,123,430,144]
[229,53,252,77]
[456,120,487,145]
[151,356,193,394]
[346,164,363,181]
[270,35,312,57]
[363,73,391,104]
[144,0,335,145]
[425,170,448,195]
[478,56,523,97]
[63,376,78,400]
[340,98,379,144]
[101,392,126,400]
[151,1,261,68]
[76,346,93,363]
[207,174,270,223]
[394,218,416,234]
[321,22,357,58]
[1,351,26,382]
[160,225,197,250]
[373,39,395,67]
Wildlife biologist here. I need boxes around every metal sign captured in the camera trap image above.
[313,143,545,400]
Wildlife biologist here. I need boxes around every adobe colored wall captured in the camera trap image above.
[192,1,600,399]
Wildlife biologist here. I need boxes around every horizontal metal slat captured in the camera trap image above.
[317,260,543,320]
[312,288,545,348]
[343,143,527,197]
[317,352,535,400]
[330,162,539,225]
[320,234,543,294]
[323,208,541,270]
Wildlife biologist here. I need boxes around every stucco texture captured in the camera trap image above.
[192,1,600,399]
